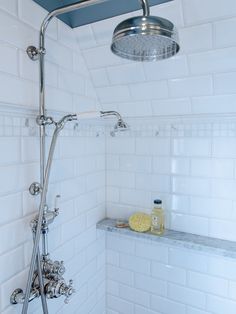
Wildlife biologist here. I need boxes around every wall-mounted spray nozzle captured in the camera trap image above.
[76,110,129,133]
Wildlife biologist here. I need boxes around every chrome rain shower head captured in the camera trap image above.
[111,0,180,62]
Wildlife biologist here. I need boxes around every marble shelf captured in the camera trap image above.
[97,218,236,259]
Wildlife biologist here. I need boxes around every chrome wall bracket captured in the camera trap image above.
[29,182,42,196]
[26,46,46,61]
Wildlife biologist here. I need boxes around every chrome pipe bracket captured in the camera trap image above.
[29,182,42,196]
[36,115,55,126]
[26,46,46,61]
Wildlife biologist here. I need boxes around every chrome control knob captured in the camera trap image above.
[63,280,75,304]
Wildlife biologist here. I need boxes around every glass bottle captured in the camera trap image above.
[151,199,165,235]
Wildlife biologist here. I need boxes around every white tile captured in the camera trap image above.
[0,10,38,50]
[0,193,22,225]
[188,47,236,75]
[120,155,152,173]
[107,294,134,314]
[107,170,135,188]
[187,308,211,314]
[96,85,130,103]
[152,98,191,116]
[207,295,236,314]
[188,271,228,297]
[172,177,211,197]
[135,273,167,297]
[0,72,37,107]
[107,63,146,85]
[209,219,236,241]
[171,157,190,175]
[151,295,186,314]
[135,241,168,263]
[191,158,234,178]
[136,138,170,156]
[107,234,135,254]
[212,138,236,158]
[118,101,153,117]
[173,138,211,157]
[120,253,151,275]
[214,72,236,94]
[168,283,206,309]
[192,94,236,114]
[169,76,213,97]
[58,68,85,95]
[0,137,20,164]
[90,68,109,87]
[152,262,186,284]
[107,279,119,296]
[171,213,209,236]
[46,37,73,70]
[179,24,213,53]
[129,81,169,101]
[214,17,236,48]
[144,55,188,80]
[107,137,135,155]
[73,52,89,77]
[119,284,150,307]
[18,0,57,39]
[171,194,190,214]
[229,281,236,301]
[107,265,134,286]
[0,0,17,16]
[0,246,24,283]
[153,157,171,174]
[151,0,184,27]
[120,188,151,208]
[208,256,236,281]
[0,218,30,255]
[84,45,124,69]
[136,173,171,193]
[0,43,18,75]
[190,197,233,220]
[46,86,73,112]
[169,247,208,272]
[135,305,158,314]
[211,179,236,200]
[75,25,97,49]
[182,0,236,24]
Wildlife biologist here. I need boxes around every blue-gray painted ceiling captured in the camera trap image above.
[32,0,173,28]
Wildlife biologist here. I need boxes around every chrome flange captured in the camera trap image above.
[26,46,39,61]
[29,182,42,196]
[10,289,23,304]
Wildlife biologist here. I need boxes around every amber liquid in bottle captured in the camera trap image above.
[151,199,165,235]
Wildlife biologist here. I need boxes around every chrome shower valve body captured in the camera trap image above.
[43,259,66,278]
[45,278,75,304]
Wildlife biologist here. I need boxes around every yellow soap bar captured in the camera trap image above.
[129,212,151,233]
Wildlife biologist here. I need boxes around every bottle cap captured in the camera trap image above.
[154,199,162,204]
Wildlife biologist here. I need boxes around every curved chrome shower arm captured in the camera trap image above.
[140,0,150,16]
[100,110,122,121]
[39,0,106,49]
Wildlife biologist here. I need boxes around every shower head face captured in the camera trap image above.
[111,15,180,62]
[113,118,129,132]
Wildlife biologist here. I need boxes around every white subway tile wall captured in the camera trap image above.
[106,118,236,241]
[106,233,236,314]
[1,0,236,313]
